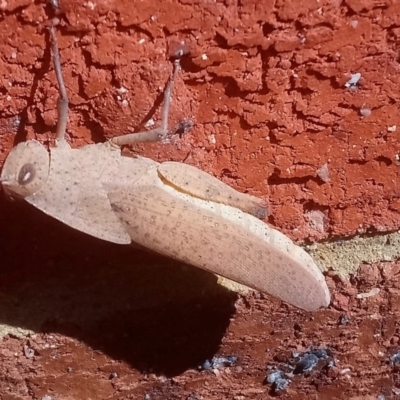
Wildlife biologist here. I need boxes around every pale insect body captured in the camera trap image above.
[1,20,330,311]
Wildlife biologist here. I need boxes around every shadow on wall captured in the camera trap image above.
[0,197,238,377]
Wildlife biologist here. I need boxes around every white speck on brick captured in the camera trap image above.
[145,118,155,128]
[317,163,329,182]
[345,73,361,88]
[201,53,208,61]
[208,134,216,144]
[340,368,351,375]
[117,86,128,95]
[360,107,371,117]
[387,125,397,132]
[356,287,380,299]
[84,1,96,9]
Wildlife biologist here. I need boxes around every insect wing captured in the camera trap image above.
[107,185,330,311]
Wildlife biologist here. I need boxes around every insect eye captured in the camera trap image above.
[18,163,36,185]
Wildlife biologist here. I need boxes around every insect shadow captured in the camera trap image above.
[0,197,237,377]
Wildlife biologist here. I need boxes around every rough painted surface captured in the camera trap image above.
[1,0,400,399]
[0,210,398,399]
[1,0,399,241]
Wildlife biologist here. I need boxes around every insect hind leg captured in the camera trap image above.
[111,59,188,146]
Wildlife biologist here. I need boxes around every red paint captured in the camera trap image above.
[1,1,399,243]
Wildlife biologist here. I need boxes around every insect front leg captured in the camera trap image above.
[48,21,69,144]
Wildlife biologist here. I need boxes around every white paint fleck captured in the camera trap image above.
[6,95,11,101]
[150,15,157,21]
[11,51,17,59]
[208,134,216,144]
[117,86,128,95]
[317,163,329,182]
[340,368,351,375]
[356,287,380,299]
[350,20,358,28]
[145,118,155,127]
[360,107,371,117]
[387,125,397,132]
[84,1,96,10]
[345,73,361,88]
[201,53,208,61]
[138,38,146,45]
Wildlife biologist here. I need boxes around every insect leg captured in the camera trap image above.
[111,59,182,146]
[48,21,69,143]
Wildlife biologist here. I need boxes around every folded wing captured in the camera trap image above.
[107,185,330,311]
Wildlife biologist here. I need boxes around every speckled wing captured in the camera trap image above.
[158,162,268,219]
[107,185,330,311]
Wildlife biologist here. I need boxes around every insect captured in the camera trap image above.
[1,20,330,311]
